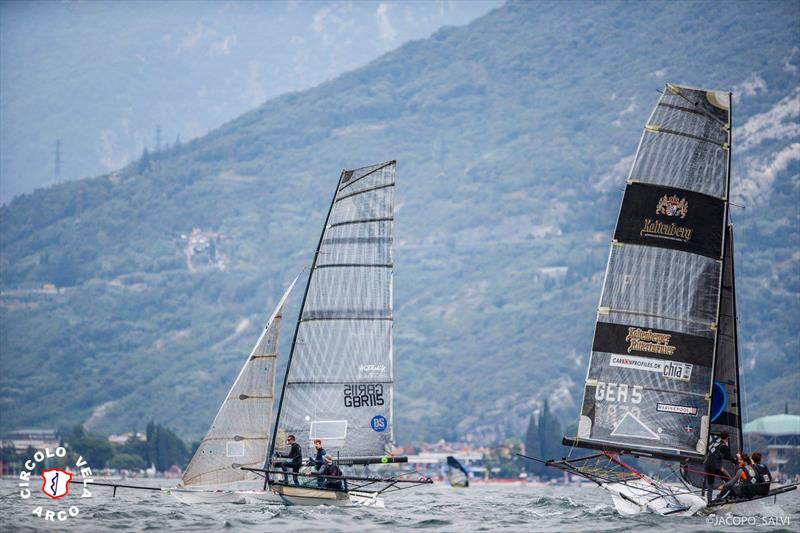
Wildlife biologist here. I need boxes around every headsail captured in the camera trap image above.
[682,224,743,487]
[566,84,732,460]
[180,276,299,489]
[271,161,396,461]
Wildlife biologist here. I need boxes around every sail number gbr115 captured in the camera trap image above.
[344,383,385,407]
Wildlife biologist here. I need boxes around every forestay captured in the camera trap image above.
[570,84,732,460]
[272,161,396,460]
[179,277,298,489]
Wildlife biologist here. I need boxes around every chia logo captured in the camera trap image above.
[18,446,94,522]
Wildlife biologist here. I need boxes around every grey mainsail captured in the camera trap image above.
[271,161,396,461]
[568,84,732,460]
[179,276,299,489]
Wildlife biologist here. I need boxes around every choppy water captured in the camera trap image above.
[1,479,798,532]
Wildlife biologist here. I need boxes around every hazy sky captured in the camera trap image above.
[0,0,503,201]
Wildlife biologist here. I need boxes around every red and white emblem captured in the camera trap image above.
[41,468,72,499]
[656,194,688,219]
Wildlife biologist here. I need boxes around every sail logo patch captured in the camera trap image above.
[41,469,71,499]
[639,219,693,243]
[656,403,698,416]
[626,327,676,356]
[656,194,688,218]
[370,415,387,432]
[609,354,692,381]
[343,383,385,408]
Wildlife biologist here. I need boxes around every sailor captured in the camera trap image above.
[750,452,772,497]
[275,434,303,485]
[319,455,344,491]
[703,430,735,502]
[305,439,327,487]
[715,453,753,501]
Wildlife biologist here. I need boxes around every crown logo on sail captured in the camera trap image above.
[656,194,688,219]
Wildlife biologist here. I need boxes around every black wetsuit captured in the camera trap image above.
[321,463,344,491]
[703,437,735,503]
[751,462,772,497]
[276,442,303,485]
[311,447,327,487]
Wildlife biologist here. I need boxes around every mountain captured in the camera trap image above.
[1,0,798,445]
[0,0,501,202]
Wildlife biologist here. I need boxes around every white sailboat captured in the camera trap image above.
[243,160,432,506]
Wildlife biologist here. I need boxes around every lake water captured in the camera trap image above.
[1,479,798,532]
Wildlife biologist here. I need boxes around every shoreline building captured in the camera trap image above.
[743,413,800,480]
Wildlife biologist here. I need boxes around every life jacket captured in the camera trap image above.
[738,465,756,498]
[751,463,772,496]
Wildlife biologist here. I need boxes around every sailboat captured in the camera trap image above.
[72,161,430,506]
[241,160,432,506]
[168,275,300,504]
[446,456,470,488]
[540,84,797,515]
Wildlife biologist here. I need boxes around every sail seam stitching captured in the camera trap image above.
[646,125,726,148]
[335,182,395,202]
[328,217,393,229]
[338,160,395,192]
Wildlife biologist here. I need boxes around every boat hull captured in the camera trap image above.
[604,480,706,516]
[265,484,384,507]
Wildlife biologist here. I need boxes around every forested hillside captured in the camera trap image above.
[2,1,798,444]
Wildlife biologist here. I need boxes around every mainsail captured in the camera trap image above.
[270,161,396,461]
[446,456,469,488]
[179,276,299,489]
[566,84,732,461]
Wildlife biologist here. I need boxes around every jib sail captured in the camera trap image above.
[566,84,732,460]
[180,276,298,489]
[270,161,396,461]
[683,224,743,486]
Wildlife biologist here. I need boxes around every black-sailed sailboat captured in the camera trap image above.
[537,84,797,516]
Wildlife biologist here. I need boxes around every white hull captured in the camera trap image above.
[603,480,706,516]
[166,485,384,507]
[264,484,384,507]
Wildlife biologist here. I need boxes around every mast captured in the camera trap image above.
[267,170,344,475]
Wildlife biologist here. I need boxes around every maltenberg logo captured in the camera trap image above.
[18,446,94,523]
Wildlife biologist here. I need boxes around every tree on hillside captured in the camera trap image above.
[145,421,189,471]
[536,400,563,479]
[523,410,542,476]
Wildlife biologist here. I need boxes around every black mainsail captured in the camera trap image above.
[564,84,732,461]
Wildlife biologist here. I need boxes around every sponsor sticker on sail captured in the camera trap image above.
[656,403,699,415]
[609,354,693,382]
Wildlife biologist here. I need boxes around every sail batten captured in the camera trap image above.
[271,161,396,461]
[572,85,731,460]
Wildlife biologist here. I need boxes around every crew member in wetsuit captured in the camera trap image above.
[703,430,735,503]
[750,451,772,497]
[275,434,303,485]
[319,455,344,491]
[716,453,753,501]
[305,439,327,487]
